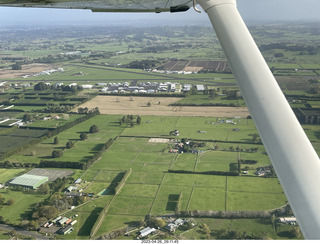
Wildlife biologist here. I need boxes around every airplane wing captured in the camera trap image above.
[0,0,192,12]
[1,0,320,239]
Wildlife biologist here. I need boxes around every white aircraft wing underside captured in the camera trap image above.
[0,0,192,12]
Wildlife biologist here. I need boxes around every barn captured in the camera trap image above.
[9,174,48,189]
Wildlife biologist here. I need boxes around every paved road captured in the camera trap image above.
[0,224,50,240]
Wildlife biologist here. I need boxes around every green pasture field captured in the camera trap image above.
[188,187,226,211]
[0,189,48,225]
[108,195,154,216]
[0,231,10,240]
[191,218,278,240]
[118,183,159,198]
[9,106,47,112]
[150,185,194,215]
[121,116,258,142]
[172,94,246,107]
[95,214,144,238]
[170,153,197,171]
[0,168,26,183]
[0,111,24,119]
[28,114,84,128]
[196,151,238,172]
[227,191,287,211]
[1,114,289,240]
[6,114,124,164]
[0,128,48,157]
[60,196,114,240]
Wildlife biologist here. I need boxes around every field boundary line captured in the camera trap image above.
[225,176,228,211]
[186,186,195,211]
[148,173,166,215]
[193,154,199,172]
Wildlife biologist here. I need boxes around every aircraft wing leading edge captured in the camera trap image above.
[0,0,192,12]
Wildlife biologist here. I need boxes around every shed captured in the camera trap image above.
[70,220,77,226]
[9,174,48,189]
[57,217,69,226]
[58,225,74,235]
[52,216,62,223]
[139,227,156,238]
[74,179,81,184]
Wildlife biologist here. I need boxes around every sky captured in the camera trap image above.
[0,0,319,26]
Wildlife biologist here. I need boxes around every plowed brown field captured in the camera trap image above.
[74,96,250,118]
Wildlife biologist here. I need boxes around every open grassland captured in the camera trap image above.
[0,189,48,225]
[1,114,287,239]
[6,114,125,164]
[0,168,26,183]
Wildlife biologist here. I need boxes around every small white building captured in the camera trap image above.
[196,85,205,91]
[54,83,63,88]
[82,84,93,89]
[139,227,156,238]
[279,217,297,225]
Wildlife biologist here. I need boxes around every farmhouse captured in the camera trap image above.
[8,174,48,189]
[165,218,185,232]
[82,84,93,89]
[196,85,205,91]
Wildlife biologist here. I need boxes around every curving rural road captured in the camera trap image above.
[0,224,50,240]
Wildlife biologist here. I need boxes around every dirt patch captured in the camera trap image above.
[27,168,73,182]
[149,138,170,143]
[0,63,54,79]
[74,95,250,118]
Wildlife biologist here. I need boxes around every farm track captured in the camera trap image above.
[0,224,49,240]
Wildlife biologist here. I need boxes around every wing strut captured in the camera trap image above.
[197,0,320,239]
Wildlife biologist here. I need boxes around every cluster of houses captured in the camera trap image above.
[100,81,181,94]
[149,69,195,75]
[137,218,189,239]
[254,166,273,176]
[22,67,64,79]
[64,178,94,198]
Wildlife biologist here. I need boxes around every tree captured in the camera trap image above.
[0,194,4,205]
[80,133,88,141]
[252,133,260,143]
[6,199,14,205]
[89,125,99,133]
[38,205,58,219]
[136,116,141,125]
[12,63,22,70]
[34,82,49,91]
[54,136,59,145]
[52,150,63,158]
[38,183,50,195]
[23,113,32,122]
[202,223,211,238]
[66,141,74,149]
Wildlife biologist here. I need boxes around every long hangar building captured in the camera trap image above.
[9,174,48,189]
